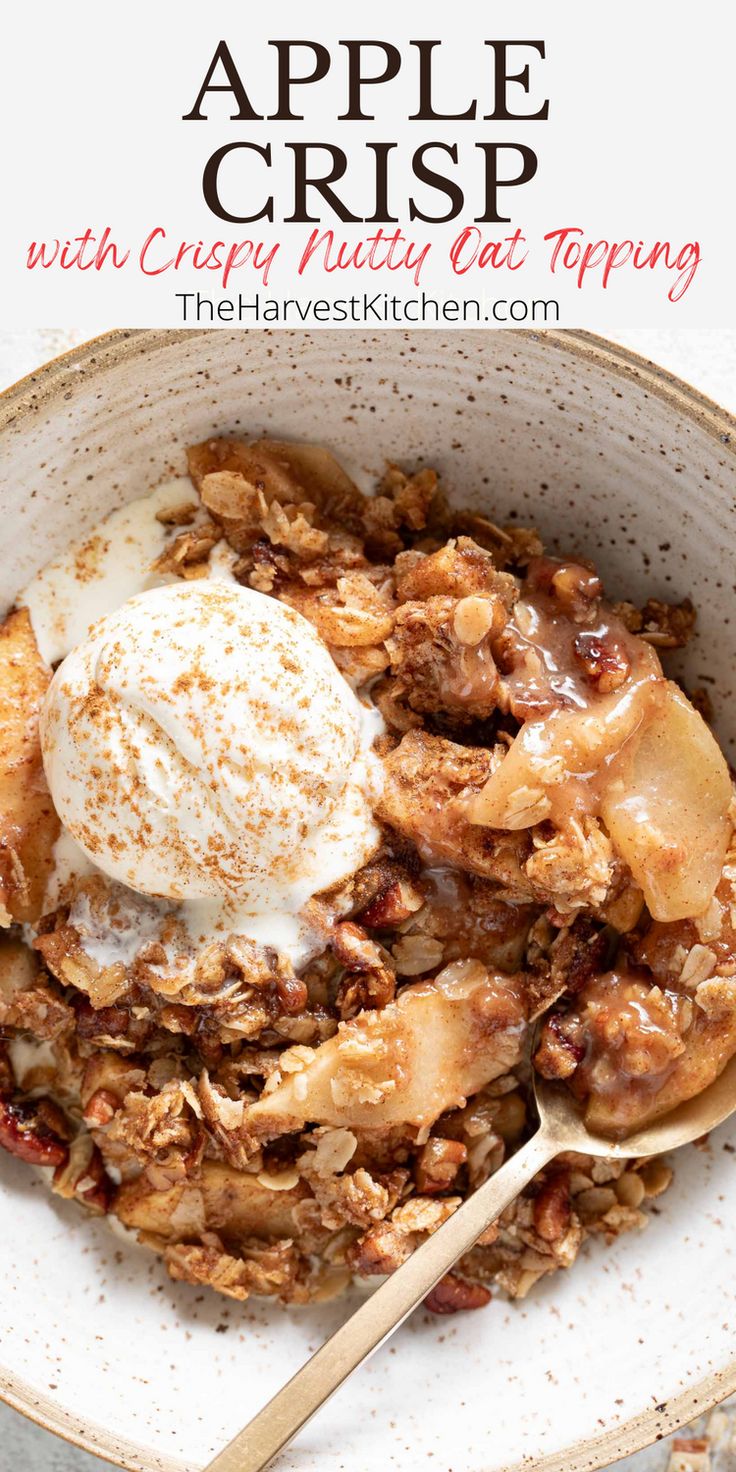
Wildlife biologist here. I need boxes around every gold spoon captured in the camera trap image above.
[205,1055,736,1472]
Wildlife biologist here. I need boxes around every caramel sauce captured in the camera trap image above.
[557,964,736,1136]
[574,969,689,1087]
[467,561,732,922]
[501,591,639,719]
[470,569,662,830]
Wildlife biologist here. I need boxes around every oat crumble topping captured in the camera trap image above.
[0,436,733,1314]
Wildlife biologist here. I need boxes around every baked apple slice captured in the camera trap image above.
[601,682,732,922]
[244,961,526,1140]
[0,608,59,923]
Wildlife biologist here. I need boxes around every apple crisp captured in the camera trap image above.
[0,438,733,1313]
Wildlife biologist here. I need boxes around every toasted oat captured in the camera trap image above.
[2,434,719,1315]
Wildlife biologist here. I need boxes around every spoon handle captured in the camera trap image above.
[204,1127,557,1472]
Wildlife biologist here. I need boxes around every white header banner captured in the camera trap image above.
[2,0,731,328]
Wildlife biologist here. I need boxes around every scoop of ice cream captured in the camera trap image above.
[40,580,382,909]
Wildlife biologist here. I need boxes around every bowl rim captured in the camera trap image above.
[1,327,736,450]
[1,325,735,1472]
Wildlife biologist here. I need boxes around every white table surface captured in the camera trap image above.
[0,326,734,1472]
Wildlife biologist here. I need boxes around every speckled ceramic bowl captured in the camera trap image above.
[0,329,735,1472]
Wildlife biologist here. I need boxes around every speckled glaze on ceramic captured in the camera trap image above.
[0,329,734,1472]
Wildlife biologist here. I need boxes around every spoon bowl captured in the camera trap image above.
[206,1049,736,1472]
[534,1049,736,1159]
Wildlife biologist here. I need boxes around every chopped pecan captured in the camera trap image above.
[343,856,415,914]
[358,876,424,929]
[82,1089,120,1127]
[424,1272,491,1314]
[533,1171,572,1243]
[415,1137,467,1194]
[573,631,630,693]
[347,1221,412,1276]
[533,1014,584,1080]
[335,967,396,1019]
[0,1095,69,1167]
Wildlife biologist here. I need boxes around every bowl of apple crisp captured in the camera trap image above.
[0,328,735,1472]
